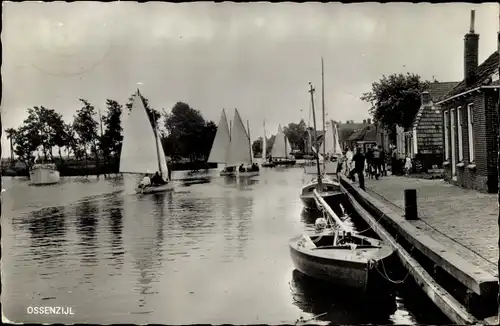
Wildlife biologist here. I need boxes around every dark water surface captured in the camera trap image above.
[2,168,449,324]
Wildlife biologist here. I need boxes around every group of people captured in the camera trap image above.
[239,163,260,172]
[139,171,168,189]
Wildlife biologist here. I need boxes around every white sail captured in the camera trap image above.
[333,123,342,154]
[208,109,231,164]
[271,124,291,158]
[321,120,342,156]
[119,93,162,174]
[262,121,267,159]
[156,131,169,180]
[226,109,253,167]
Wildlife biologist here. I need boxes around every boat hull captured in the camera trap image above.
[135,183,174,194]
[289,234,395,293]
[300,180,343,211]
[29,167,60,185]
[220,171,236,176]
[274,159,296,166]
[261,162,276,168]
[238,170,259,177]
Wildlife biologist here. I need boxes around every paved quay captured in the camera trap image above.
[362,175,498,278]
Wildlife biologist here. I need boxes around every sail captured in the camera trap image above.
[208,109,231,164]
[262,121,267,159]
[119,93,162,174]
[156,132,169,180]
[271,125,291,158]
[321,120,342,156]
[333,123,342,154]
[226,109,253,167]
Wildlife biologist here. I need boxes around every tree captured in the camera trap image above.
[125,91,160,129]
[361,73,430,141]
[101,99,123,160]
[284,119,308,152]
[13,125,38,169]
[5,128,16,163]
[73,99,99,168]
[164,102,208,159]
[252,137,263,156]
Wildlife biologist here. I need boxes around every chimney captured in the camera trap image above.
[367,118,371,124]
[421,91,432,106]
[464,10,479,87]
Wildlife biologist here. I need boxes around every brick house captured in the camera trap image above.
[437,10,500,193]
[404,82,458,169]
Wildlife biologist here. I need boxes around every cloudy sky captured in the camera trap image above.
[1,2,499,157]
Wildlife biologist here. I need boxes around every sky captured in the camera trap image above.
[1,2,499,158]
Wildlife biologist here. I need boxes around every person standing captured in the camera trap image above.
[349,147,366,190]
[379,145,387,176]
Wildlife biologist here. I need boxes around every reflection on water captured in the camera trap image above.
[2,169,450,324]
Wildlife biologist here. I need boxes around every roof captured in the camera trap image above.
[445,51,499,98]
[347,125,378,142]
[315,123,371,143]
[411,81,459,129]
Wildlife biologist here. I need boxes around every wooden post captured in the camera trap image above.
[404,189,418,220]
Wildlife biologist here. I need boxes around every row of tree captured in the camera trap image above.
[4,92,217,170]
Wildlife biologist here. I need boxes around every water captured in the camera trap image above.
[2,168,450,324]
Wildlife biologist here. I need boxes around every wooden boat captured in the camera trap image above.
[300,82,342,211]
[260,120,276,168]
[300,176,343,210]
[290,188,396,293]
[29,162,60,185]
[226,109,260,178]
[270,124,296,166]
[207,109,234,177]
[119,89,174,194]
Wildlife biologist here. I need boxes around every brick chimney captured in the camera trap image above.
[464,10,479,87]
[421,91,432,106]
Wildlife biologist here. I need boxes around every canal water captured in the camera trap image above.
[2,168,450,324]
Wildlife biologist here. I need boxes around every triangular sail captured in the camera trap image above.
[226,109,253,167]
[208,109,231,164]
[262,121,267,159]
[271,124,291,158]
[333,123,342,154]
[156,132,169,180]
[119,93,161,174]
[320,120,342,156]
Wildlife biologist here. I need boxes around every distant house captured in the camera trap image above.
[437,10,500,193]
[404,81,459,169]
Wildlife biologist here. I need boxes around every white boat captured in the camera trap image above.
[29,163,60,185]
[119,90,174,194]
[300,82,342,211]
[261,120,275,168]
[208,109,234,176]
[270,125,296,166]
[226,109,260,177]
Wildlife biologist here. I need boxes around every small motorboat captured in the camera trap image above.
[29,163,60,185]
[290,189,396,293]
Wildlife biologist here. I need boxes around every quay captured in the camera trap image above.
[338,174,498,325]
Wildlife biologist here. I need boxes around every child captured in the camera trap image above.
[404,156,412,176]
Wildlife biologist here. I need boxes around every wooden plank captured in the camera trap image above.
[339,174,497,298]
[343,187,478,325]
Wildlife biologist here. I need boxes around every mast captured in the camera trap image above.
[263,120,267,159]
[321,57,326,169]
[247,119,253,164]
[309,82,322,188]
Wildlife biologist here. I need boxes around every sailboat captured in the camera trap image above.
[300,82,342,210]
[119,90,174,194]
[208,109,234,176]
[270,125,296,166]
[225,109,260,177]
[261,120,276,168]
[304,58,341,176]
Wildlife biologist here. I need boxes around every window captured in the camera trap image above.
[444,111,449,160]
[467,103,475,162]
[457,107,463,161]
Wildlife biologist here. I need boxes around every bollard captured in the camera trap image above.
[404,189,418,220]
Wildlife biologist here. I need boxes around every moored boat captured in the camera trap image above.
[300,177,343,211]
[29,163,60,185]
[290,188,396,293]
[270,124,296,166]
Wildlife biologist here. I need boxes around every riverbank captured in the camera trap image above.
[1,160,217,177]
[340,174,498,324]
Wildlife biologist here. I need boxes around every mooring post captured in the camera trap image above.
[404,189,418,220]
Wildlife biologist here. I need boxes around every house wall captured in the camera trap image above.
[415,104,443,169]
[441,90,498,193]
